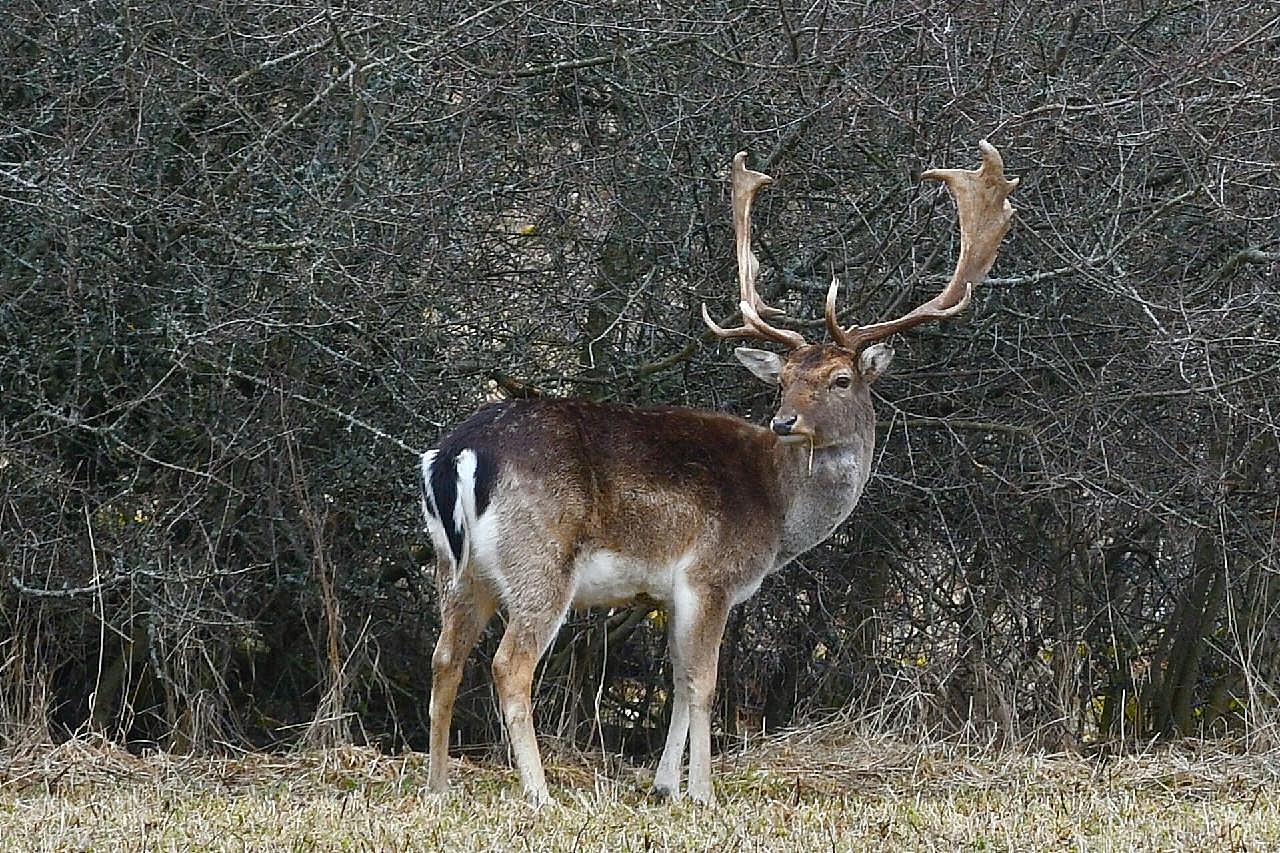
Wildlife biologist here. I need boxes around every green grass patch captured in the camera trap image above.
[2,727,1278,851]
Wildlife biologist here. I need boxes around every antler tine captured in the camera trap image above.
[701,301,806,348]
[702,151,808,350]
[827,140,1017,353]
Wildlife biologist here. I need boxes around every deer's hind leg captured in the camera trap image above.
[428,566,496,794]
[490,592,570,807]
[486,529,579,806]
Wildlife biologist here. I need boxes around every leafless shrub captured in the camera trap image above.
[1,1,1276,756]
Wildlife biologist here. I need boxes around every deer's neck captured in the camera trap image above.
[772,421,876,567]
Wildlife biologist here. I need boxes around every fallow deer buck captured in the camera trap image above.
[420,141,1017,805]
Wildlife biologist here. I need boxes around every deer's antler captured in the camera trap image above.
[825,140,1018,353]
[702,152,807,350]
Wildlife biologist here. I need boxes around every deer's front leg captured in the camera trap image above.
[653,609,691,799]
[656,584,729,805]
[683,594,728,805]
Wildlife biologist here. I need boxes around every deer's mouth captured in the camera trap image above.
[775,430,814,446]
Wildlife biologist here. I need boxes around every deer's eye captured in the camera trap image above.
[832,375,852,389]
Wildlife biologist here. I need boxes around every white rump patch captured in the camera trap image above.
[418,447,477,586]
[419,450,439,523]
[455,449,479,539]
[467,509,508,601]
[419,450,451,560]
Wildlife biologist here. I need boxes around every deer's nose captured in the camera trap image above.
[771,415,798,436]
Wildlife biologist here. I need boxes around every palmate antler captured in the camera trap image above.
[704,141,1018,353]
[825,140,1018,353]
[701,152,806,349]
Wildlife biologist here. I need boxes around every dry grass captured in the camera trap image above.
[2,725,1279,851]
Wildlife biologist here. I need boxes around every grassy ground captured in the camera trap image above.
[2,724,1278,851]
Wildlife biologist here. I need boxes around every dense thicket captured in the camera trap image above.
[2,1,1277,757]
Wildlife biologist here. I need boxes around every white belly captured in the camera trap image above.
[570,549,692,609]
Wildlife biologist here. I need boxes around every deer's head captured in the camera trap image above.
[733,342,891,447]
[703,144,1018,449]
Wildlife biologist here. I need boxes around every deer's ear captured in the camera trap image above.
[858,343,894,383]
[734,347,784,386]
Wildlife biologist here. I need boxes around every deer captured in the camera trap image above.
[419,141,1017,805]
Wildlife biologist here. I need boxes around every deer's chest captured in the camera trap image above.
[777,448,872,566]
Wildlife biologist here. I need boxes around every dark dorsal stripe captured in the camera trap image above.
[429,452,465,566]
[472,447,495,516]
